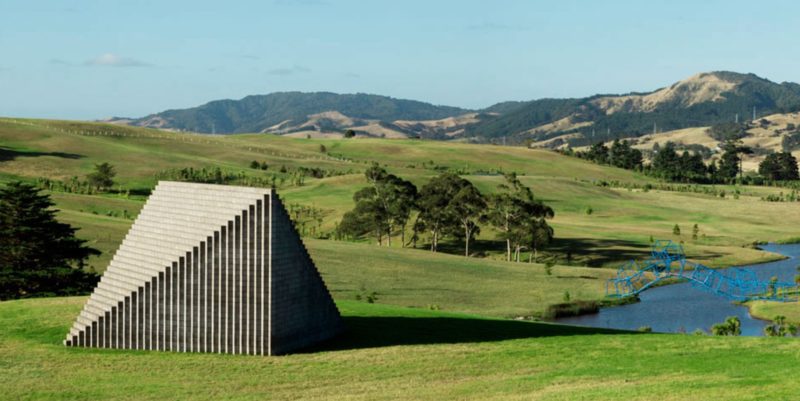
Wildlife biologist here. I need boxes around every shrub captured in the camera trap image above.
[711,316,741,336]
[543,300,599,319]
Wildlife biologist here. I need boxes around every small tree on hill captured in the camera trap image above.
[344,129,356,138]
[87,162,116,191]
[0,182,100,299]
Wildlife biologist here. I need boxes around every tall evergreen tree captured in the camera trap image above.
[718,141,741,181]
[0,182,100,299]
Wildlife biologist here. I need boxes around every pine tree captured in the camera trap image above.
[0,182,100,299]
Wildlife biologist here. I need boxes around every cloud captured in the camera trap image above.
[267,65,311,76]
[85,53,151,67]
[49,58,71,66]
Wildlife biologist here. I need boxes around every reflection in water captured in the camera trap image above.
[557,244,800,336]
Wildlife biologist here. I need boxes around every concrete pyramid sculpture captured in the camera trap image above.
[64,181,343,355]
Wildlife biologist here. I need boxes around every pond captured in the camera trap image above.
[556,243,800,336]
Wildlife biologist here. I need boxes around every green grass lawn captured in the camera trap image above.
[307,239,614,318]
[748,300,800,326]
[5,119,800,400]
[3,296,800,400]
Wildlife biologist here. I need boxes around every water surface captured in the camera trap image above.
[557,243,800,336]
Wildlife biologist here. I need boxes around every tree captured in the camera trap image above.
[585,142,609,164]
[344,129,356,138]
[679,151,707,182]
[692,224,699,240]
[416,173,465,252]
[487,173,554,262]
[386,175,418,247]
[711,316,741,336]
[0,182,100,299]
[527,217,554,263]
[718,139,752,181]
[86,162,116,191]
[764,315,797,337]
[447,179,486,257]
[673,224,681,236]
[608,139,643,170]
[651,142,681,180]
[338,164,417,246]
[759,152,799,181]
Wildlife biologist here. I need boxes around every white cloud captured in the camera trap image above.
[267,65,311,76]
[85,53,151,67]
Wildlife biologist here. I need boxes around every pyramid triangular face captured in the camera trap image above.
[64,181,343,355]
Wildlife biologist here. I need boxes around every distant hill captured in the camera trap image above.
[469,71,800,146]
[118,72,800,144]
[125,92,472,137]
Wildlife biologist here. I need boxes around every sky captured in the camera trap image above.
[2,0,800,120]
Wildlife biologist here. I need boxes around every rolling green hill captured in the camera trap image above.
[5,117,800,399]
[0,116,794,276]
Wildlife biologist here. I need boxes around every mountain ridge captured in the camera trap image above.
[118,71,800,144]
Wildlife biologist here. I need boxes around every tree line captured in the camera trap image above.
[571,138,799,184]
[337,164,555,262]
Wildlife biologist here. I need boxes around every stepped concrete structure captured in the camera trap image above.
[64,181,343,355]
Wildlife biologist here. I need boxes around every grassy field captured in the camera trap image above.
[749,301,800,326]
[1,117,796,271]
[5,118,800,399]
[307,239,614,318]
[3,296,800,400]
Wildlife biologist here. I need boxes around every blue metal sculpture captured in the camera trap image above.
[606,240,798,302]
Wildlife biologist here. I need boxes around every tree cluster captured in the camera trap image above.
[650,142,710,182]
[338,166,555,260]
[338,164,417,247]
[579,140,643,170]
[574,138,797,185]
[758,152,800,181]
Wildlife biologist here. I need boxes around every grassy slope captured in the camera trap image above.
[1,118,795,270]
[308,239,613,318]
[748,301,800,325]
[3,297,800,400]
